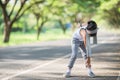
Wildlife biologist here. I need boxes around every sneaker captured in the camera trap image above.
[63,71,71,78]
[88,71,95,78]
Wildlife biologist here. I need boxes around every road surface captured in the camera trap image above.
[0,30,120,80]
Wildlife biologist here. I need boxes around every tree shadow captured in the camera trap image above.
[0,40,120,80]
[14,74,119,80]
[92,43,120,53]
[0,44,72,70]
[0,45,71,61]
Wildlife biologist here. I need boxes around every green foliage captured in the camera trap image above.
[70,0,100,13]
[12,14,35,32]
[0,9,4,34]
[0,0,120,44]
[98,0,120,28]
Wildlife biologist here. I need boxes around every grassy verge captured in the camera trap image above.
[0,27,120,47]
[0,29,72,47]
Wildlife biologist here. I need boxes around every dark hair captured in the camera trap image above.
[87,20,97,36]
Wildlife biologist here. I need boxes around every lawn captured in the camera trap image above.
[0,29,72,47]
[0,27,120,47]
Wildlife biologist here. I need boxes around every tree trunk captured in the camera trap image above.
[0,3,12,43]
[37,29,39,40]
[59,20,66,34]
[3,11,12,43]
[37,25,43,40]
[37,27,40,40]
[3,24,12,43]
[37,21,44,40]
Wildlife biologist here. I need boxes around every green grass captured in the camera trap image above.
[1,27,120,47]
[0,29,72,47]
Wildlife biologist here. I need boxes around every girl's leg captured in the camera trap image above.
[68,44,79,68]
[64,44,79,77]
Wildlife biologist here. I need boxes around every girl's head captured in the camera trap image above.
[86,20,98,36]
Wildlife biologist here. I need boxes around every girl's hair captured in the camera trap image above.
[87,20,97,36]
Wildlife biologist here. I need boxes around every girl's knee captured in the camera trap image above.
[71,55,77,60]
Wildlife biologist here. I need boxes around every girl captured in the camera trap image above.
[64,20,98,78]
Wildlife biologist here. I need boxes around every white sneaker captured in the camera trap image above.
[88,71,95,78]
[63,71,71,78]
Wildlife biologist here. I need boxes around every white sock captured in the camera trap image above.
[67,68,71,73]
[87,68,93,73]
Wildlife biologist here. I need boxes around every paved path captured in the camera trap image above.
[0,31,120,80]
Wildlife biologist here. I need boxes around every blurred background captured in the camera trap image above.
[0,0,120,46]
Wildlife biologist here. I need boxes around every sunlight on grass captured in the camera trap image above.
[1,27,119,47]
[0,29,72,47]
[40,29,72,41]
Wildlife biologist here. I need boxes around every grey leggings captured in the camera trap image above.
[68,39,87,68]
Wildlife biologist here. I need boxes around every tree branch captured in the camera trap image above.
[11,0,26,24]
[0,0,9,23]
[0,0,3,6]
[8,0,18,18]
[4,0,10,6]
[16,0,45,21]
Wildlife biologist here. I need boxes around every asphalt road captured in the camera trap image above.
[0,31,120,80]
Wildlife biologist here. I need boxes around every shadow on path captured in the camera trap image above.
[14,74,119,80]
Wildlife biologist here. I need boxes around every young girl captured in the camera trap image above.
[64,20,97,78]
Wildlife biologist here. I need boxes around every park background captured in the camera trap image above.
[0,0,120,46]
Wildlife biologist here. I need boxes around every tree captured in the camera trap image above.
[49,0,70,34]
[99,0,120,28]
[0,9,3,34]
[31,0,55,40]
[0,0,45,43]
